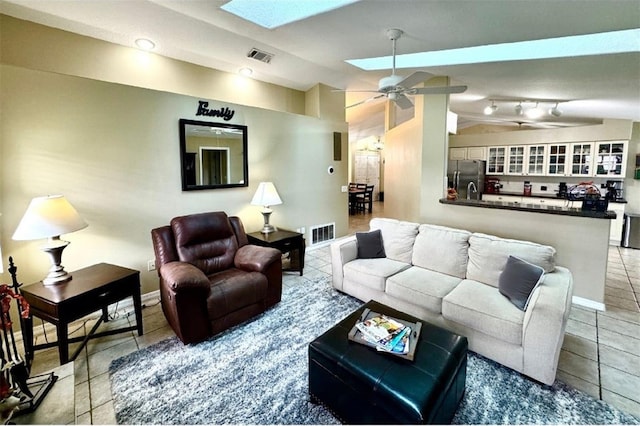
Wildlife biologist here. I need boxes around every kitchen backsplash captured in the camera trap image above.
[494,177,624,197]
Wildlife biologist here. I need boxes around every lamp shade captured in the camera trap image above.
[13,195,88,241]
[250,182,282,207]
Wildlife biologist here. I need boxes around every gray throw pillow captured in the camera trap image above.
[498,255,545,311]
[356,229,386,259]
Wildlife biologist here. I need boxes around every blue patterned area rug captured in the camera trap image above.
[110,275,638,425]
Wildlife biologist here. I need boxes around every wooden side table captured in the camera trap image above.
[20,263,143,365]
[247,229,305,275]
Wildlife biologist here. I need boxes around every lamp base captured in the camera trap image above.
[260,210,277,234]
[260,224,277,234]
[41,238,73,286]
[43,271,72,286]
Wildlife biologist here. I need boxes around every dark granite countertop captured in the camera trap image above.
[439,198,617,219]
[493,191,627,204]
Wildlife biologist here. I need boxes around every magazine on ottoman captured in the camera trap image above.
[347,308,422,361]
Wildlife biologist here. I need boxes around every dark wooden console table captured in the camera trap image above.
[247,229,305,275]
[20,263,143,365]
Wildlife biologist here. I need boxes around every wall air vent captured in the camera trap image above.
[247,48,274,64]
[310,223,335,246]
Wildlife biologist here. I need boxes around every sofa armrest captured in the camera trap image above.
[521,266,574,385]
[234,244,281,273]
[330,236,357,291]
[159,261,210,293]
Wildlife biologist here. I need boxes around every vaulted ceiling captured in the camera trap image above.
[2,0,639,140]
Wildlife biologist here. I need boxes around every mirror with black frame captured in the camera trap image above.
[179,119,248,190]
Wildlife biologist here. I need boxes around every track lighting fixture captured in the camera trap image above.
[486,99,566,119]
[525,102,544,119]
[549,102,562,117]
[483,101,498,115]
[514,102,524,116]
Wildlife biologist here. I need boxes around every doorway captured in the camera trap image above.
[200,147,230,185]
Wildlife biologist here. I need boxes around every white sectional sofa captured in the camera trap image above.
[331,218,573,385]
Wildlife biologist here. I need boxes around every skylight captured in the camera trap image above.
[221,0,359,29]
[346,29,640,70]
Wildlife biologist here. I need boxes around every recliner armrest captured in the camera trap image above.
[234,245,281,273]
[159,261,210,292]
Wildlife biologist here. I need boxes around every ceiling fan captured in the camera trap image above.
[345,29,467,110]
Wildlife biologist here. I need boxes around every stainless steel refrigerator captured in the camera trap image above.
[621,213,640,249]
[447,160,486,200]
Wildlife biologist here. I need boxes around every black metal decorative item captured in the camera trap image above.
[1,257,57,421]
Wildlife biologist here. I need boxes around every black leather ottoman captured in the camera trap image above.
[308,300,468,424]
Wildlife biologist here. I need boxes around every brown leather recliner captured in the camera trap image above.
[151,211,282,344]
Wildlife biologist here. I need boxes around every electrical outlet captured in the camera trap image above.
[341,185,348,193]
[147,260,156,271]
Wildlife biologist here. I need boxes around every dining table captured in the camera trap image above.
[348,188,367,215]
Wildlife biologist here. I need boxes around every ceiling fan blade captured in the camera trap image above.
[393,93,414,110]
[332,89,380,93]
[346,94,386,109]
[412,85,468,95]
[396,71,433,89]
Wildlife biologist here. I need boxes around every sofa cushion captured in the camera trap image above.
[369,218,419,263]
[386,267,463,314]
[499,256,545,311]
[356,230,386,259]
[412,224,471,279]
[442,280,525,345]
[344,258,410,292]
[467,233,556,288]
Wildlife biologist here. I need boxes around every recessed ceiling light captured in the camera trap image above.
[221,0,359,29]
[239,67,253,76]
[135,38,155,51]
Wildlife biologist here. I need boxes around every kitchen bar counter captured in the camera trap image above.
[439,197,617,219]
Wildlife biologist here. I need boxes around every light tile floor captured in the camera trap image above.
[24,202,640,423]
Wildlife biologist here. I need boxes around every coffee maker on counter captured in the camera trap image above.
[604,180,624,201]
[557,182,568,198]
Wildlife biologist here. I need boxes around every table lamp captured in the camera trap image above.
[250,182,282,234]
[12,195,88,286]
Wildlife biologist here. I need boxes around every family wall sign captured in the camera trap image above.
[195,101,235,121]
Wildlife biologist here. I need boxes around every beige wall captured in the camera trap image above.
[0,17,348,296]
[0,15,306,115]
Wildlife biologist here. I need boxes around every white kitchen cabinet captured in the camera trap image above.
[569,142,594,177]
[449,147,486,161]
[595,141,627,177]
[467,146,487,160]
[526,144,547,176]
[506,145,526,175]
[547,143,570,176]
[487,146,506,175]
[449,147,467,161]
